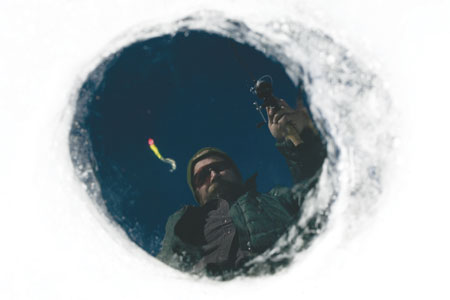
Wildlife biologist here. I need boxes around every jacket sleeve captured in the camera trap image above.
[275,126,327,184]
[156,209,185,267]
[156,207,204,271]
[269,126,327,214]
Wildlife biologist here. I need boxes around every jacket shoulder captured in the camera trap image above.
[268,185,291,197]
[166,206,191,226]
[157,205,202,270]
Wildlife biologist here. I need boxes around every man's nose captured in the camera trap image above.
[209,169,219,183]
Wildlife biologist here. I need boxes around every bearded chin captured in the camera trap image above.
[206,179,244,202]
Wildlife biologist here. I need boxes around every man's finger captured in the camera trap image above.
[279,99,295,114]
[279,99,293,109]
[277,114,288,126]
[266,106,274,124]
[273,111,282,124]
[265,107,270,125]
[274,111,292,124]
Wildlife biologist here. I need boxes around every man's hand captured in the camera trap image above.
[266,98,313,142]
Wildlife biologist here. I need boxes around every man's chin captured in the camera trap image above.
[206,185,224,201]
[207,182,220,194]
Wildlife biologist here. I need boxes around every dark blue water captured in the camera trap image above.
[70,30,308,256]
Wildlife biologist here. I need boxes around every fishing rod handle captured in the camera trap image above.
[285,123,303,146]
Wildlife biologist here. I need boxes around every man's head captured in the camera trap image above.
[187,148,244,206]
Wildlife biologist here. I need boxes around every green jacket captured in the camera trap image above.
[157,128,326,273]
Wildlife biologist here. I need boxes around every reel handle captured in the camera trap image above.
[285,124,303,146]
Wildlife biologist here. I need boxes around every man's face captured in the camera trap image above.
[193,155,243,206]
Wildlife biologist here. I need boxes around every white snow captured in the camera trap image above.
[1,0,449,299]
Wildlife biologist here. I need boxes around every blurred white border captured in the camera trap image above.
[1,1,449,299]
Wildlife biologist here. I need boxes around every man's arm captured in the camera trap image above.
[266,97,326,181]
[157,207,205,271]
[275,126,326,184]
[266,97,327,210]
[157,209,184,267]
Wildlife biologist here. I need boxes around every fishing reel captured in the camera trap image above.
[251,75,280,128]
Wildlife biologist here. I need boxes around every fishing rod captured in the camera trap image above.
[251,75,303,146]
[228,39,303,146]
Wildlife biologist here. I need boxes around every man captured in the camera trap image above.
[157,97,327,275]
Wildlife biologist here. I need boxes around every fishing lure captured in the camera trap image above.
[148,138,176,172]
